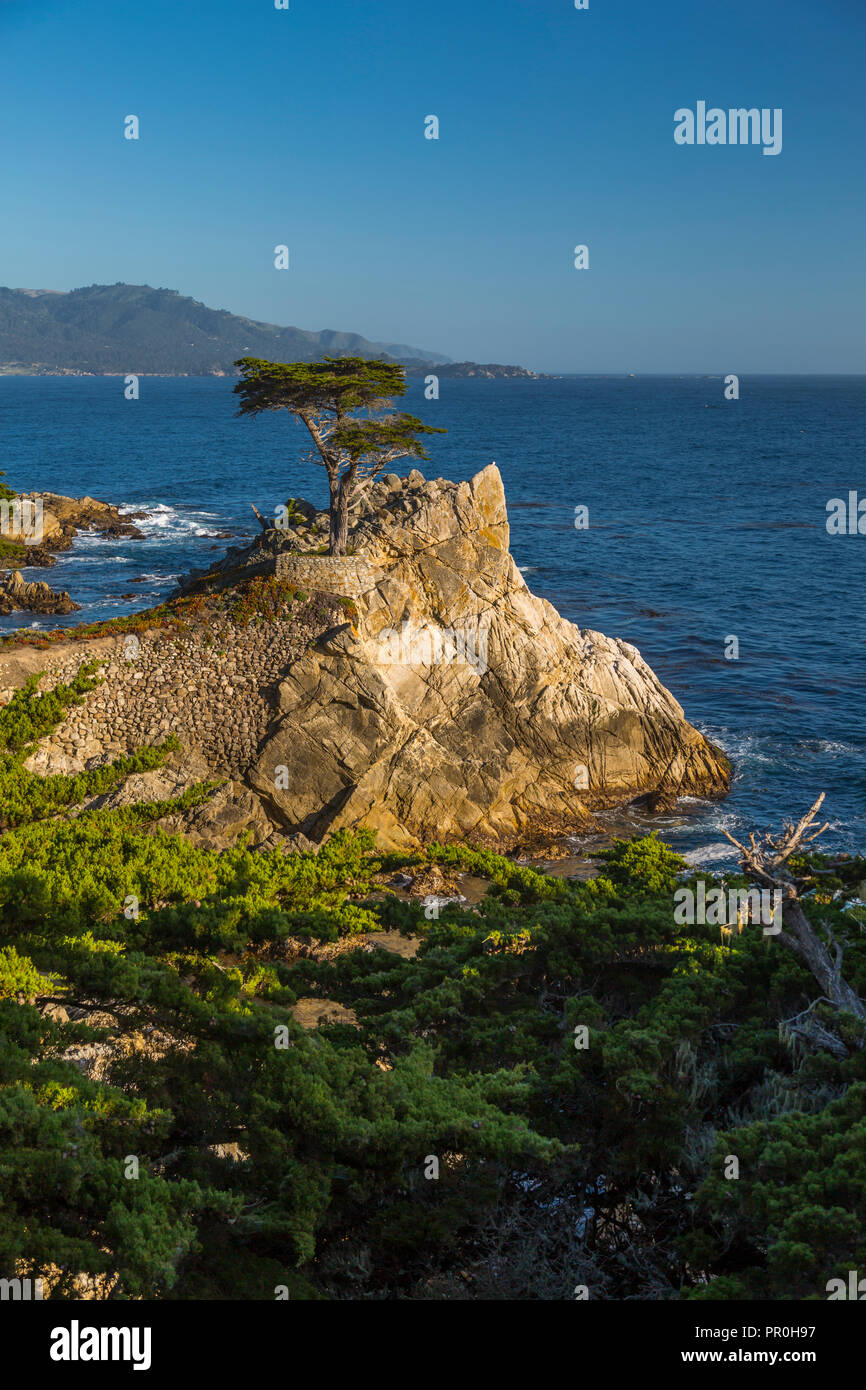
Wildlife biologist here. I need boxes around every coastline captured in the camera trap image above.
[1,374,862,868]
[0,465,730,862]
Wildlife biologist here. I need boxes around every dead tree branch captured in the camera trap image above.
[723,794,866,1023]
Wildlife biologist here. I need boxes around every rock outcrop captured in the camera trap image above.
[2,465,729,857]
[80,746,274,851]
[21,492,147,549]
[249,464,729,850]
[1,491,146,599]
[0,567,80,615]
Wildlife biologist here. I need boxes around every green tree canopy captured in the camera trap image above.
[2,671,865,1299]
[234,357,444,555]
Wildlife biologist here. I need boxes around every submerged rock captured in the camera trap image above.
[249,464,730,850]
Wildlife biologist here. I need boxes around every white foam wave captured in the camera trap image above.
[59,553,131,563]
[799,738,859,756]
[681,843,739,866]
[126,503,221,539]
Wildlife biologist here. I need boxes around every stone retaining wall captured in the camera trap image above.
[276,552,383,600]
[14,604,336,780]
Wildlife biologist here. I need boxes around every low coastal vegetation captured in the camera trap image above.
[1,668,864,1300]
[0,665,204,831]
[0,572,316,650]
[0,369,859,1302]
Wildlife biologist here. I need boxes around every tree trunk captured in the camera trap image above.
[723,794,866,1025]
[780,894,866,1021]
[330,495,349,557]
[329,466,356,558]
[328,472,344,556]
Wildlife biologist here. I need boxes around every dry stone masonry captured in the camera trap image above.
[14,602,338,782]
[276,553,383,600]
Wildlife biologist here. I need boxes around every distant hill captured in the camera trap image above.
[405,361,545,380]
[0,283,453,376]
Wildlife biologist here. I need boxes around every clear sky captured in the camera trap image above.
[1,0,864,372]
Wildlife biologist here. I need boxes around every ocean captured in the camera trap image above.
[1,373,863,867]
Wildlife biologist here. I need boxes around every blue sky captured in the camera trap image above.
[1,0,864,372]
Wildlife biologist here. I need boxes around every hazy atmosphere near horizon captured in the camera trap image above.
[1,0,866,1350]
[1,0,865,372]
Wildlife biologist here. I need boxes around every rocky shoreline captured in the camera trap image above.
[0,489,147,614]
[0,465,730,855]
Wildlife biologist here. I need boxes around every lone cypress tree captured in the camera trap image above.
[234,356,445,556]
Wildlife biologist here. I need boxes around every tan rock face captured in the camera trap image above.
[22,492,146,543]
[250,464,729,851]
[0,568,79,615]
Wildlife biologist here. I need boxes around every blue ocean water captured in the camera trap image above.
[1,374,863,865]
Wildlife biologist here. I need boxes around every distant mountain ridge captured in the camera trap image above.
[0,283,453,376]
